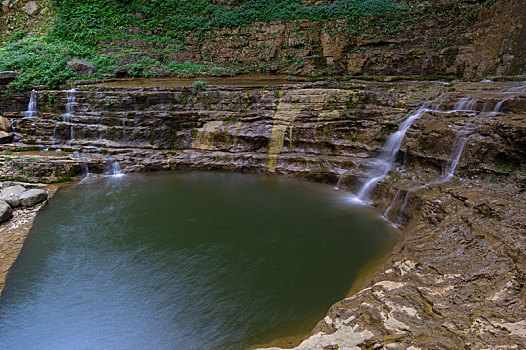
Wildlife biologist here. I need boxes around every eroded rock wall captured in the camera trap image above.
[0,81,525,348]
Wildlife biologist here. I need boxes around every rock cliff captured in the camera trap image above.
[0,79,524,348]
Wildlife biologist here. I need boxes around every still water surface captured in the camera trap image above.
[0,172,397,349]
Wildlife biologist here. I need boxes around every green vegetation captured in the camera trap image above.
[0,36,116,90]
[49,0,407,45]
[0,0,495,90]
[192,80,208,94]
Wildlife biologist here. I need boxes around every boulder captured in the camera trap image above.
[0,199,12,223]
[1,185,26,207]
[0,116,12,132]
[0,71,20,85]
[66,59,97,75]
[0,131,13,144]
[19,189,48,207]
[21,1,38,16]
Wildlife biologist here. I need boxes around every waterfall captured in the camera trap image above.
[435,98,508,184]
[334,169,346,190]
[453,97,477,111]
[392,94,510,223]
[23,91,38,118]
[382,189,401,219]
[105,158,124,177]
[357,105,428,201]
[64,88,77,117]
[396,192,411,224]
[67,126,75,145]
[81,163,91,178]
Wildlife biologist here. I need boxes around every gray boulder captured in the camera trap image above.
[19,189,48,207]
[0,199,12,223]
[1,185,26,207]
[66,59,97,75]
[0,71,20,85]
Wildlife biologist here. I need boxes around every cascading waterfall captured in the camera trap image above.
[334,169,347,190]
[105,157,124,177]
[64,88,77,117]
[356,104,429,201]
[382,96,480,223]
[22,91,38,118]
[386,93,510,224]
[382,189,401,219]
[453,96,477,111]
[67,126,75,145]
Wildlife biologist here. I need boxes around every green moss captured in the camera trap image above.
[495,162,521,174]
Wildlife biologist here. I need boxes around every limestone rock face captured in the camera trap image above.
[21,1,38,16]
[0,199,12,223]
[0,71,20,85]
[66,59,97,75]
[19,189,48,207]
[0,131,13,144]
[1,81,525,348]
[0,116,12,132]
[1,185,26,207]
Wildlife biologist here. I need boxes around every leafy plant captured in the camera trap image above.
[192,80,208,94]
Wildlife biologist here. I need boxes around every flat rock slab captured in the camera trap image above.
[1,185,26,207]
[19,189,48,207]
[0,199,12,222]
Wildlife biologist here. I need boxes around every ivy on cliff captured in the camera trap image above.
[49,0,408,44]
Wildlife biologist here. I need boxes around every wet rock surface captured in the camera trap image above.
[0,80,525,348]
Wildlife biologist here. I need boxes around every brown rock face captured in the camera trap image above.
[99,0,525,80]
[0,116,12,131]
[0,80,525,348]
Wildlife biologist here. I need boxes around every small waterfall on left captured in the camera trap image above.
[105,157,125,177]
[23,91,38,118]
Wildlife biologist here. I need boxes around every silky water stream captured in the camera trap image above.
[0,172,398,350]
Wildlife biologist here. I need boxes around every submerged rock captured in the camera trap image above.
[1,185,26,207]
[0,199,12,222]
[66,59,97,75]
[19,189,48,207]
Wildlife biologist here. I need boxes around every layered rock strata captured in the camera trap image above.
[0,80,525,348]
